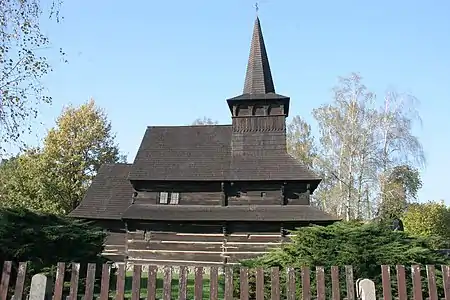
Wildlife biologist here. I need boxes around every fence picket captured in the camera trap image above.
[331,266,340,300]
[194,267,203,300]
[147,265,157,300]
[271,267,280,300]
[115,264,125,300]
[131,265,142,300]
[178,266,188,300]
[209,266,218,300]
[412,265,423,300]
[0,261,11,300]
[396,265,407,300]
[442,265,450,300]
[426,265,438,300]
[381,265,392,300]
[224,267,233,300]
[302,267,311,300]
[68,262,80,300]
[13,262,27,300]
[316,266,325,300]
[163,266,172,300]
[84,263,96,300]
[345,266,355,300]
[239,267,249,300]
[256,267,264,300]
[286,267,295,300]
[99,264,110,300]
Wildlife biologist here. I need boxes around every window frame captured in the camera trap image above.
[158,192,180,205]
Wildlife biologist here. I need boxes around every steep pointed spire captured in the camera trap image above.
[243,16,275,95]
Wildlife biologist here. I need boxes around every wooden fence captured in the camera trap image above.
[1,261,450,300]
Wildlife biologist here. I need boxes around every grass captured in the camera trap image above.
[107,271,226,300]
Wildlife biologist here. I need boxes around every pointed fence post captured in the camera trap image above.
[357,278,376,300]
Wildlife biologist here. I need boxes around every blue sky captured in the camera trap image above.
[26,0,450,203]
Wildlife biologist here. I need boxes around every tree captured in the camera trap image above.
[309,73,424,220]
[402,201,450,247]
[0,0,65,152]
[378,165,422,219]
[0,207,107,291]
[0,99,125,214]
[240,221,449,298]
[286,116,317,168]
[191,117,218,125]
[43,99,126,212]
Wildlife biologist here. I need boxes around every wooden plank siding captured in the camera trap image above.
[126,231,285,266]
[102,231,127,262]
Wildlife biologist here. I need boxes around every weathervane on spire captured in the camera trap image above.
[255,2,259,15]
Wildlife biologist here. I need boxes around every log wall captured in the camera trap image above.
[102,231,127,262]
[126,230,286,266]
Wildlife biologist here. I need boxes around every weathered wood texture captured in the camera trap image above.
[102,231,126,262]
[2,262,449,300]
[126,230,284,265]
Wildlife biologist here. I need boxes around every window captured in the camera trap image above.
[261,192,266,198]
[158,192,180,205]
[170,192,179,204]
[159,192,168,204]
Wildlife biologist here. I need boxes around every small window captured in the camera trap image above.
[261,192,266,197]
[170,192,179,204]
[159,192,180,204]
[159,192,169,204]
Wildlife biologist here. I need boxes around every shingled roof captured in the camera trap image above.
[127,125,321,188]
[69,163,132,220]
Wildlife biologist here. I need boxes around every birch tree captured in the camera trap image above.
[0,0,64,152]
[287,116,317,168]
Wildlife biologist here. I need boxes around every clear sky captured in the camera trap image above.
[27,0,450,203]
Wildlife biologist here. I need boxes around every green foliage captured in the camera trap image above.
[237,221,449,299]
[0,208,107,291]
[0,0,64,148]
[379,165,423,220]
[403,201,450,248]
[0,99,125,214]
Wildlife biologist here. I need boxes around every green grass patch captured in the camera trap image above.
[105,270,226,300]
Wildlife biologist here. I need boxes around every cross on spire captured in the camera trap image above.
[255,2,259,14]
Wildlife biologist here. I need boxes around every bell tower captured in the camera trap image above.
[227,16,290,156]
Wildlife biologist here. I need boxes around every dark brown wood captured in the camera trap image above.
[210,266,218,300]
[131,264,142,300]
[331,266,340,300]
[426,265,438,300]
[345,265,355,300]
[256,267,264,300]
[316,266,325,300]
[115,264,126,300]
[163,266,172,300]
[69,262,80,300]
[396,265,407,300]
[13,262,27,300]
[271,267,280,300]
[147,265,157,300]
[302,266,311,300]
[381,265,392,300]
[411,264,423,300]
[0,261,11,300]
[100,264,110,300]
[442,265,450,300]
[84,263,96,300]
[224,267,233,300]
[286,267,295,300]
[54,262,66,300]
[240,267,249,300]
[178,266,188,300]
[194,267,203,300]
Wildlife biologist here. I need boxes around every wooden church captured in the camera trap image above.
[70,16,338,266]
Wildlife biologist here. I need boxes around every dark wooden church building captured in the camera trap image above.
[70,16,338,266]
